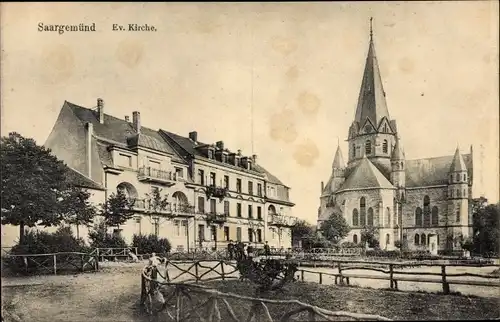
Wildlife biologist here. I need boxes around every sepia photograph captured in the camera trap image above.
[1,2,499,321]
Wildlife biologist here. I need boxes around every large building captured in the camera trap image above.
[317,25,474,254]
[2,99,296,251]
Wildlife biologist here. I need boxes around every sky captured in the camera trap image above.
[1,2,499,224]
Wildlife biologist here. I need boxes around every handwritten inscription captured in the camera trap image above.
[112,24,157,32]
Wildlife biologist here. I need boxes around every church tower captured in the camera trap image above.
[447,146,470,244]
[390,136,406,197]
[330,143,346,193]
[347,18,397,176]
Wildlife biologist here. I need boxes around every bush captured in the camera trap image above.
[365,249,401,258]
[341,241,360,248]
[88,221,127,249]
[5,226,91,275]
[132,234,171,255]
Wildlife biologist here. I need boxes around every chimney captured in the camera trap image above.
[216,141,224,150]
[86,122,93,177]
[252,154,257,163]
[237,149,242,156]
[97,98,104,124]
[189,131,198,142]
[125,115,130,122]
[132,111,141,133]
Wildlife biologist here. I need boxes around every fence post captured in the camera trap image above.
[220,260,225,280]
[81,254,85,272]
[195,261,199,282]
[338,261,343,285]
[319,272,323,284]
[23,256,28,274]
[441,265,450,294]
[53,254,57,275]
[389,264,394,289]
[301,270,304,281]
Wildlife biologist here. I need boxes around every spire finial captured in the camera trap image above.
[370,17,373,40]
[337,137,340,146]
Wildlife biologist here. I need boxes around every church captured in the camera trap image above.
[317,22,473,254]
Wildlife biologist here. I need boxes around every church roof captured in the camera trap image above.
[450,147,467,172]
[405,153,472,187]
[353,27,390,128]
[338,155,394,192]
[332,146,345,169]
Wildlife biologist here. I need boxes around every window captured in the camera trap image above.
[210,199,216,214]
[113,228,123,237]
[383,140,388,153]
[236,227,242,241]
[367,208,374,226]
[360,197,366,226]
[248,181,253,195]
[456,174,460,181]
[365,140,372,154]
[257,184,262,197]
[257,229,262,243]
[414,234,420,245]
[353,234,358,244]
[352,209,359,226]
[431,206,439,226]
[237,203,242,217]
[198,224,205,241]
[352,144,356,158]
[135,217,142,235]
[224,175,229,189]
[415,207,423,227]
[210,172,216,186]
[248,228,254,242]
[385,207,391,227]
[423,196,431,227]
[224,227,230,241]
[421,233,426,246]
[463,174,467,181]
[224,201,230,215]
[456,209,460,222]
[386,234,390,245]
[118,153,132,167]
[174,220,180,236]
[152,218,159,237]
[211,226,217,241]
[198,196,205,214]
[148,159,161,170]
[236,179,242,193]
[257,206,262,220]
[175,167,184,179]
[198,169,205,185]
[248,205,253,218]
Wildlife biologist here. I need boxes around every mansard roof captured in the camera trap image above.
[338,156,394,192]
[405,153,473,187]
[353,32,390,128]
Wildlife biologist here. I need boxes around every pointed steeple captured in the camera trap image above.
[354,18,390,128]
[391,136,405,160]
[450,146,467,172]
[332,145,345,169]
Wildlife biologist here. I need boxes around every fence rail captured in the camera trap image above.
[96,247,138,262]
[294,259,500,294]
[3,250,99,275]
[140,260,392,321]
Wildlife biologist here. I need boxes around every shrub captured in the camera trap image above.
[88,221,127,249]
[341,241,360,248]
[365,249,401,258]
[132,234,171,255]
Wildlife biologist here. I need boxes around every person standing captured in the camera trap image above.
[264,241,271,257]
[227,240,234,260]
[149,252,160,280]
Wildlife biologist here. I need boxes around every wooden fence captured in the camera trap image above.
[139,260,392,321]
[3,250,99,275]
[295,259,500,294]
[96,247,138,262]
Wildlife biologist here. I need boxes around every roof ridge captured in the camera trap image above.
[406,153,471,162]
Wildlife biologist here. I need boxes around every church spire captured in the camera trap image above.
[391,135,405,160]
[332,145,345,169]
[450,146,467,172]
[354,17,390,128]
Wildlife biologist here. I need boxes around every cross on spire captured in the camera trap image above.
[370,17,373,39]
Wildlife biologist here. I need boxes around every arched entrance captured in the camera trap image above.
[116,182,138,199]
[172,191,189,212]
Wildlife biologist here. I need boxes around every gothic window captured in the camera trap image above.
[450,189,453,198]
[352,144,356,158]
[463,189,466,197]
[423,196,431,227]
[365,140,372,155]
[352,209,359,226]
[360,197,366,226]
[367,208,374,226]
[415,207,423,227]
[450,174,453,182]
[400,162,404,169]
[456,174,460,181]
[421,233,426,246]
[456,189,460,198]
[383,140,388,153]
[386,234,390,245]
[456,209,460,222]
[414,234,420,245]
[385,207,391,227]
[463,174,467,181]
[353,234,358,244]
[431,206,439,226]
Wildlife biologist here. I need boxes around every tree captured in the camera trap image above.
[319,211,350,245]
[361,227,380,249]
[291,219,314,246]
[101,190,136,230]
[145,187,169,216]
[61,187,98,239]
[472,203,499,256]
[0,132,92,243]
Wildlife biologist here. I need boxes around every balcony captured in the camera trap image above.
[131,198,146,210]
[171,203,196,217]
[205,185,228,201]
[205,212,229,226]
[138,166,177,186]
[267,214,297,227]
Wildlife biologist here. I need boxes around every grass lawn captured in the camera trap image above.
[2,263,499,321]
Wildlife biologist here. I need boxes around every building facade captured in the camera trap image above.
[32,99,296,251]
[317,26,474,254]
